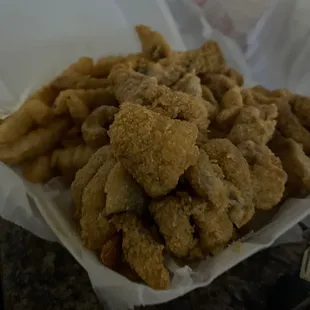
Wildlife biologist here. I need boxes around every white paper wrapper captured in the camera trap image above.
[1,0,310,309]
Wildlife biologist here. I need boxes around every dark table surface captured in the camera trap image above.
[0,218,308,310]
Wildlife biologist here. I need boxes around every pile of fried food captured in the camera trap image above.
[1,24,310,290]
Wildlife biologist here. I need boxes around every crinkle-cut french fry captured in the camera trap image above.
[0,118,70,164]
[23,154,55,183]
[92,53,144,78]
[51,144,96,181]
[0,85,57,144]
[51,75,110,90]
[53,88,117,117]
[61,126,84,148]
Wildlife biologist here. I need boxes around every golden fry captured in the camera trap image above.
[0,118,70,164]
[61,126,84,147]
[23,154,54,183]
[53,88,117,116]
[51,144,96,181]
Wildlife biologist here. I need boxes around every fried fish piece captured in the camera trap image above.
[201,139,254,227]
[105,162,147,215]
[135,24,172,61]
[192,201,233,254]
[200,74,236,101]
[146,60,185,86]
[276,100,310,154]
[109,103,199,197]
[109,63,158,104]
[290,94,310,127]
[149,193,197,258]
[0,118,70,164]
[269,131,310,196]
[172,71,202,97]
[81,105,119,148]
[23,154,55,183]
[145,40,225,86]
[216,86,243,131]
[185,149,229,210]
[100,234,122,269]
[51,144,96,181]
[181,40,226,74]
[110,65,210,134]
[227,105,277,145]
[71,145,113,220]
[172,72,217,119]
[112,213,170,290]
[80,157,116,250]
[238,141,287,210]
[224,67,244,86]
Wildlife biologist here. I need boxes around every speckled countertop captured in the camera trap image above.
[0,218,307,310]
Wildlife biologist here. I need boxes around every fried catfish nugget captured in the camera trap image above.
[23,154,55,183]
[109,103,199,197]
[227,105,277,145]
[200,74,236,102]
[51,145,96,181]
[110,65,209,135]
[192,201,233,254]
[276,100,310,154]
[109,64,158,104]
[146,40,225,86]
[149,194,197,258]
[100,234,122,269]
[71,145,113,220]
[182,40,226,74]
[105,162,147,215]
[185,149,229,210]
[216,86,243,131]
[290,94,310,127]
[224,67,244,86]
[172,71,202,97]
[0,118,70,164]
[81,106,119,148]
[112,213,170,290]
[172,72,217,119]
[238,141,287,210]
[269,132,310,196]
[80,157,116,250]
[201,139,254,228]
[135,24,172,61]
